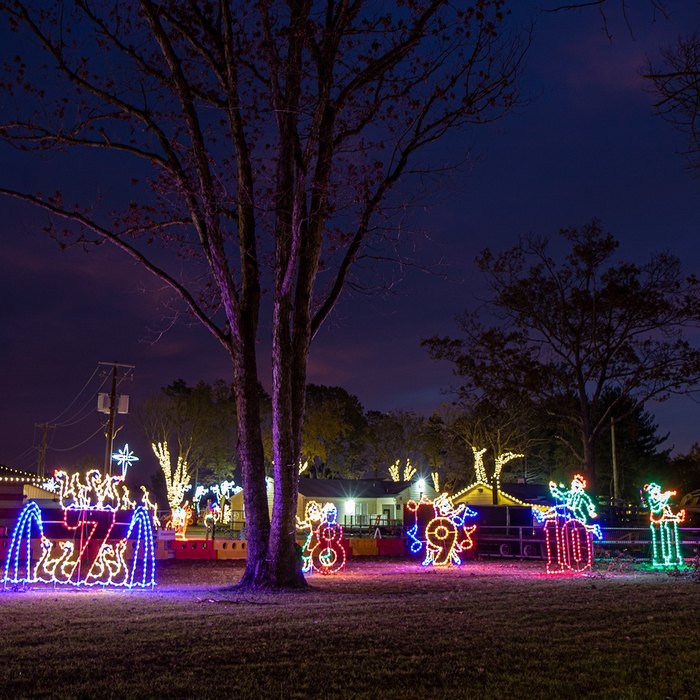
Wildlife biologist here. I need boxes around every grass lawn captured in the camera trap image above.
[1,558,698,699]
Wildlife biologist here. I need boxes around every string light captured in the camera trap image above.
[431,471,440,492]
[388,459,416,482]
[389,460,401,482]
[406,494,477,567]
[472,447,488,483]
[2,468,157,589]
[152,441,192,515]
[534,474,601,575]
[641,483,686,568]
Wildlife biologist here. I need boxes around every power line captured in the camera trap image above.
[54,376,110,428]
[44,365,101,424]
[51,423,105,452]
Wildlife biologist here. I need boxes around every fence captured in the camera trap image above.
[475,524,700,560]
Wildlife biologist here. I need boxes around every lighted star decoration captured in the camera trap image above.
[112,444,139,473]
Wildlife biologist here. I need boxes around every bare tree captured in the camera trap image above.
[0,0,525,589]
[646,33,700,172]
[424,220,700,488]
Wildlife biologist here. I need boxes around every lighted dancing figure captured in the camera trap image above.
[406,493,477,567]
[642,483,686,568]
[298,502,346,575]
[535,474,602,575]
[296,501,324,573]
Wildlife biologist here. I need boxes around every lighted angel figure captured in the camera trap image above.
[535,474,601,575]
[642,483,686,568]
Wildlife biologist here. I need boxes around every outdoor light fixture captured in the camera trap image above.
[416,478,425,493]
[345,499,355,514]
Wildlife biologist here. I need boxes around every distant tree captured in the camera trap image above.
[583,388,670,499]
[139,380,237,511]
[301,384,366,478]
[646,33,700,172]
[423,220,700,488]
[667,442,700,497]
[0,1,525,589]
[363,410,432,478]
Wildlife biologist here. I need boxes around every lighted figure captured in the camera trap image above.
[3,466,157,589]
[642,483,686,568]
[194,481,241,526]
[168,502,193,540]
[203,499,221,540]
[297,501,346,575]
[406,493,477,567]
[535,474,601,575]
[296,500,324,573]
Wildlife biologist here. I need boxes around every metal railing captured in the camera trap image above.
[475,525,700,560]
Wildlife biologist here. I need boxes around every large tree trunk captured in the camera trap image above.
[230,335,272,590]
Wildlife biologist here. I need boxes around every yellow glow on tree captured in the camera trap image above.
[431,471,440,492]
[403,459,416,482]
[388,459,417,482]
[494,451,525,481]
[472,447,488,482]
[389,460,401,482]
[152,441,191,514]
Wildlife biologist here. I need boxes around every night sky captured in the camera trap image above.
[2,2,700,477]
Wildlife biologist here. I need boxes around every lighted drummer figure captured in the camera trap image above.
[642,482,686,568]
[536,474,601,575]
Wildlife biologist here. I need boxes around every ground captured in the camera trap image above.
[1,558,699,699]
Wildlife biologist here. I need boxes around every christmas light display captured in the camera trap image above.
[192,480,241,526]
[167,502,193,540]
[431,471,440,492]
[152,440,192,514]
[534,474,601,575]
[3,467,157,589]
[297,501,346,575]
[642,482,686,568]
[472,447,488,483]
[389,459,416,482]
[111,443,139,473]
[406,494,477,567]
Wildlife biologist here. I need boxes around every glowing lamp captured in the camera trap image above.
[345,499,355,515]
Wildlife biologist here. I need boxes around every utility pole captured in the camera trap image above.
[35,422,55,478]
[611,416,619,501]
[98,361,135,475]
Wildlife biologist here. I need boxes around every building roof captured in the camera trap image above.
[453,480,553,507]
[499,482,552,504]
[297,477,414,499]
